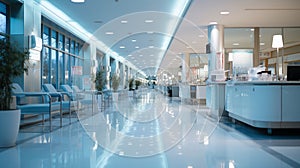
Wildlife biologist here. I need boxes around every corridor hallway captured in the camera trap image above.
[0,89,299,168]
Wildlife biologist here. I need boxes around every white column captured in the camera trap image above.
[207,24,225,81]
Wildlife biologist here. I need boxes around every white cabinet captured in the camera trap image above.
[226,85,281,122]
[282,86,300,122]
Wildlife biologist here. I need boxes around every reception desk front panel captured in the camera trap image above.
[225,81,300,129]
[226,85,281,122]
[282,86,300,122]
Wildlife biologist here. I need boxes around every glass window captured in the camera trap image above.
[42,47,50,84]
[75,42,79,55]
[259,28,282,52]
[0,2,7,34]
[70,40,75,54]
[51,49,57,86]
[65,54,70,84]
[224,28,254,49]
[65,37,70,53]
[41,18,84,87]
[58,51,64,86]
[43,26,49,45]
[58,33,64,50]
[51,30,57,48]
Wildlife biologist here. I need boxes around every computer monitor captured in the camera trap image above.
[287,65,300,81]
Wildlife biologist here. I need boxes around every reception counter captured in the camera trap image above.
[225,81,300,131]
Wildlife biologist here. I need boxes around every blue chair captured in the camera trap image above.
[61,85,85,101]
[42,84,77,123]
[11,83,62,132]
[71,85,102,114]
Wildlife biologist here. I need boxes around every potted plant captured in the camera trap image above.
[111,73,120,101]
[128,78,134,97]
[0,37,29,147]
[95,68,106,92]
[94,68,106,109]
[135,79,141,90]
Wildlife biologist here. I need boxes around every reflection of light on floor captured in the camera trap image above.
[203,136,209,145]
[96,91,168,168]
[229,160,235,168]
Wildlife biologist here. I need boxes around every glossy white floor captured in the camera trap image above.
[0,89,300,168]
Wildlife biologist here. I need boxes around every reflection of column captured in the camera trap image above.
[181,53,190,83]
[253,27,260,67]
[207,24,224,80]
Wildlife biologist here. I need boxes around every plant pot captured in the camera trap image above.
[97,94,102,111]
[0,109,21,147]
[128,90,134,97]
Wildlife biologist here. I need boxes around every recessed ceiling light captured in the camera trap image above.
[120,46,125,49]
[260,42,265,46]
[220,11,230,15]
[132,39,136,42]
[145,20,154,23]
[121,20,128,24]
[71,0,85,3]
[232,43,240,46]
[105,32,114,35]
[209,21,218,25]
[135,46,140,49]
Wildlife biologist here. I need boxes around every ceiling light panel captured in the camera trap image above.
[145,20,154,23]
[220,11,230,15]
[105,32,114,35]
[71,0,85,3]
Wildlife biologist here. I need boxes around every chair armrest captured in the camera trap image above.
[59,91,71,97]
[13,92,52,103]
[47,92,62,97]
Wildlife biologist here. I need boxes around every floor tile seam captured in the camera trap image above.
[217,118,300,167]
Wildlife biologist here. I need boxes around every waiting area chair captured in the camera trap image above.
[61,85,85,101]
[11,83,62,132]
[42,84,77,123]
[71,85,103,114]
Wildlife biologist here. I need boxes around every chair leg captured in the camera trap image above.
[49,112,52,132]
[60,101,62,128]
[69,101,71,124]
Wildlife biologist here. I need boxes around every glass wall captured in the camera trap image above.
[225,27,300,80]
[260,28,300,78]
[42,18,84,89]
[0,1,8,39]
[224,28,254,79]
[189,53,208,84]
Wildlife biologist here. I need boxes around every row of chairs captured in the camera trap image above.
[11,83,92,132]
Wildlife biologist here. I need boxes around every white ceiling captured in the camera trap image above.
[46,0,300,76]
